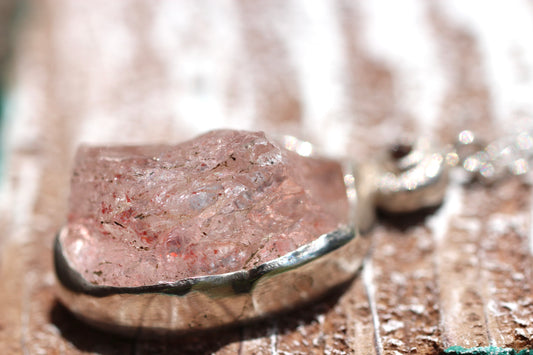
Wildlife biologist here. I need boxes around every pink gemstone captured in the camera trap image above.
[61,130,348,287]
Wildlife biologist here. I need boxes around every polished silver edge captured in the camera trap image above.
[56,227,369,335]
[54,225,355,298]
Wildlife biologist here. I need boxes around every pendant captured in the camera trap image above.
[54,129,447,336]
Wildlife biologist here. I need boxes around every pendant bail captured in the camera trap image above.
[374,138,449,213]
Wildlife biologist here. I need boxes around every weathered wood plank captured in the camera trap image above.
[2,0,533,354]
[371,224,442,354]
[437,187,491,348]
[478,181,533,349]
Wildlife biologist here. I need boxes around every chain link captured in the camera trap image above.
[447,129,533,182]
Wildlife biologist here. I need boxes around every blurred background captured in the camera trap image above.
[2,1,533,164]
[1,1,533,353]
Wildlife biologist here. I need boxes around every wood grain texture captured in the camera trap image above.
[1,1,533,354]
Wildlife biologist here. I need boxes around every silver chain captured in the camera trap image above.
[447,129,533,182]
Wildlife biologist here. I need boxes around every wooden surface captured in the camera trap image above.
[1,1,533,354]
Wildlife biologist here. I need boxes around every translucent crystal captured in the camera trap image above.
[61,130,348,287]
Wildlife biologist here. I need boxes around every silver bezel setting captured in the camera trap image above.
[54,223,369,335]
[54,135,371,335]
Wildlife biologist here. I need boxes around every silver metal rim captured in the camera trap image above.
[54,224,369,335]
[54,225,355,298]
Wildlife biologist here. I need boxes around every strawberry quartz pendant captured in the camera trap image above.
[54,129,446,335]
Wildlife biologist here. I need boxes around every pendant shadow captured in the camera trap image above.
[376,204,442,232]
[50,275,356,354]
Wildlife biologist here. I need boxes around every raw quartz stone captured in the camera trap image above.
[62,130,349,287]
